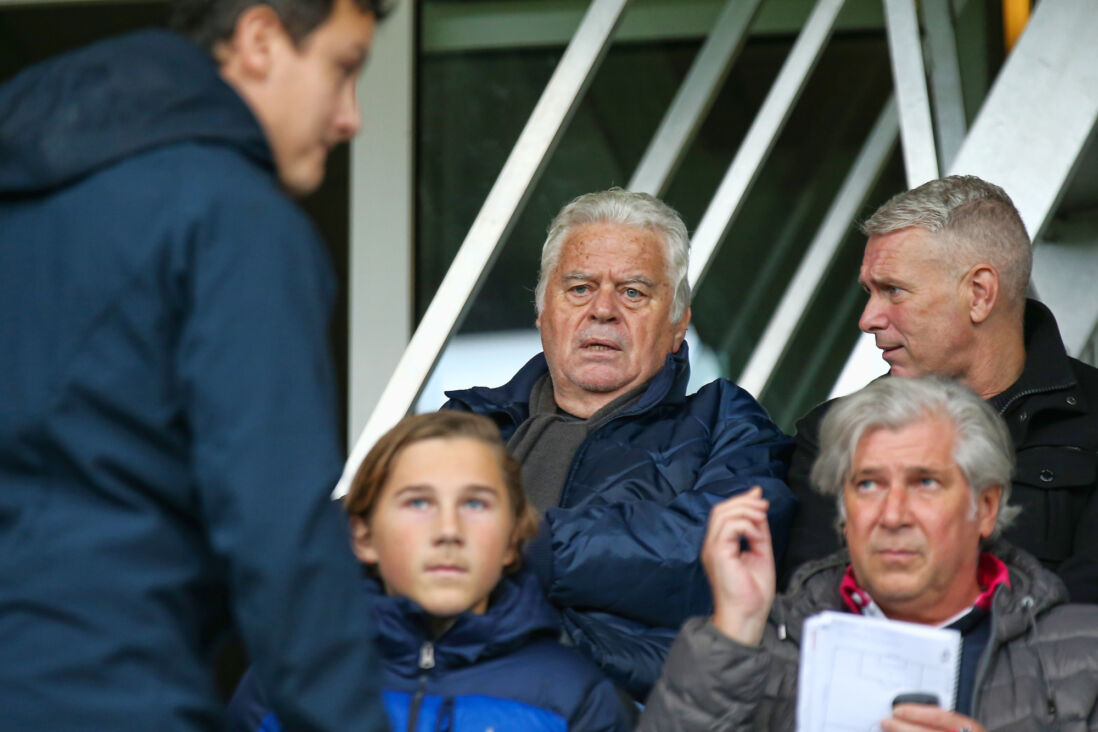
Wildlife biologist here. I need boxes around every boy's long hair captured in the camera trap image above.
[344,411,539,573]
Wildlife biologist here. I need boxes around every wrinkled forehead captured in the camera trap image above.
[848,416,960,475]
[558,222,670,275]
[860,228,953,282]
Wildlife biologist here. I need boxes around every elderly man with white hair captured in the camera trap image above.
[640,377,1098,732]
[443,188,796,701]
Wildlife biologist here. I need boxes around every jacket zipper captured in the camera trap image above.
[406,641,435,732]
[995,380,1074,416]
[968,591,1001,715]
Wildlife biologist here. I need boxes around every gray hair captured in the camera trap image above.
[534,188,691,323]
[811,376,1020,543]
[861,175,1032,309]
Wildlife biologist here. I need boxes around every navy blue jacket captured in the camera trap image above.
[228,571,630,731]
[443,344,796,699]
[0,31,385,731]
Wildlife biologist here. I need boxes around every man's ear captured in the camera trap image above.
[672,306,691,351]
[348,515,379,566]
[966,264,999,325]
[216,4,289,80]
[976,484,1002,539]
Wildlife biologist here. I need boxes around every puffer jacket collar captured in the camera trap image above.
[981,541,1068,642]
[444,341,692,431]
[771,549,848,645]
[368,569,562,677]
[772,541,1067,646]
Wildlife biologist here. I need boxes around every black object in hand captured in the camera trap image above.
[891,692,940,707]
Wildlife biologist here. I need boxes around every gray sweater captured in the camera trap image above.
[640,542,1098,731]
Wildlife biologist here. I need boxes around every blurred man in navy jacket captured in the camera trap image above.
[0,0,390,728]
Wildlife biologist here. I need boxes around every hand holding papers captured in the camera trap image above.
[797,611,960,732]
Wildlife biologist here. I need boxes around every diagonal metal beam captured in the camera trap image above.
[738,96,899,397]
[628,0,764,196]
[687,0,846,290]
[882,0,939,186]
[948,0,1098,239]
[1084,318,1098,368]
[336,0,630,497]
[919,0,967,170]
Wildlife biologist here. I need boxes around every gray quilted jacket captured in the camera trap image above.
[640,542,1098,731]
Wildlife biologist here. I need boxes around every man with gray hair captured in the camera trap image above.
[640,377,1098,732]
[444,188,796,700]
[781,175,1098,603]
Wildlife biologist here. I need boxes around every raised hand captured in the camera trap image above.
[701,487,775,646]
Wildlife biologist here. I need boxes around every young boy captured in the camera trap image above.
[227,411,629,731]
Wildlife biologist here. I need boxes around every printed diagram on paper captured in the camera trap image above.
[796,611,960,732]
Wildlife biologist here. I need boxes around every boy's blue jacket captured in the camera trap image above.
[228,570,630,732]
[0,30,385,731]
[442,343,796,698]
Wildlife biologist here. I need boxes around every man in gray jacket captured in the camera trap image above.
[640,377,1098,731]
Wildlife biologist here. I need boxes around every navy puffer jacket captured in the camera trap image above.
[443,343,796,699]
[228,570,630,732]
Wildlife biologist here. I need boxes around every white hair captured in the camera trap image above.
[534,188,691,323]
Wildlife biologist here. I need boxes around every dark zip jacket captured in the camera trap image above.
[443,343,796,699]
[227,571,630,732]
[0,30,385,731]
[779,300,1098,602]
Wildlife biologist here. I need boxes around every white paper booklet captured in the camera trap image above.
[796,611,961,732]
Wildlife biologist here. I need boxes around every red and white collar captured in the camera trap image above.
[838,552,1010,622]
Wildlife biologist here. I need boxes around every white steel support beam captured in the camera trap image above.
[628,0,763,196]
[882,0,939,186]
[348,0,416,448]
[919,0,967,170]
[739,97,899,397]
[948,0,1098,240]
[687,0,845,290]
[337,0,630,497]
[1031,236,1098,356]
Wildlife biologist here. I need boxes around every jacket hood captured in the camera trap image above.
[0,29,272,195]
[368,569,562,675]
